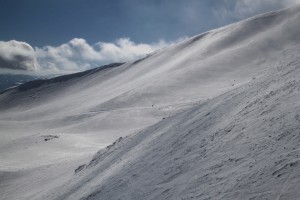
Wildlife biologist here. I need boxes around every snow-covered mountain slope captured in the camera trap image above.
[41,44,300,200]
[1,5,300,200]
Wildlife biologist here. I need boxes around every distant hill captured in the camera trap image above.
[0,74,40,91]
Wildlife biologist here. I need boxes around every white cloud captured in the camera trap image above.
[0,38,181,73]
[35,38,177,72]
[214,0,300,21]
[0,40,37,71]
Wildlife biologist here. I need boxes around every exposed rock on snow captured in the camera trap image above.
[42,135,59,142]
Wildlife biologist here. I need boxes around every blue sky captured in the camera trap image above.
[0,0,299,73]
[1,0,296,47]
[0,0,224,47]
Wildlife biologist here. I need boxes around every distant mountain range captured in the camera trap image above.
[0,74,40,91]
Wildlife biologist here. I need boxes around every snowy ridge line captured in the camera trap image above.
[0,62,124,95]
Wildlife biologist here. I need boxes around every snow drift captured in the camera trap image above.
[1,5,300,200]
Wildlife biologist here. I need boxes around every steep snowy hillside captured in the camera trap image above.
[42,44,300,200]
[0,5,300,200]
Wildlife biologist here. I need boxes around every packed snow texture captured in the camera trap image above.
[1,5,300,200]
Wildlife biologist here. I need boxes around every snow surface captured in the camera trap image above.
[1,5,300,200]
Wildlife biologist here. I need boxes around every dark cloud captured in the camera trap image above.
[0,40,37,71]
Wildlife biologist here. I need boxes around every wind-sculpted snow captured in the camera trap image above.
[1,5,300,200]
[44,44,300,200]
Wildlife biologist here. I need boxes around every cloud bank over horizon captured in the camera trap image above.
[35,38,176,72]
[0,38,177,73]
